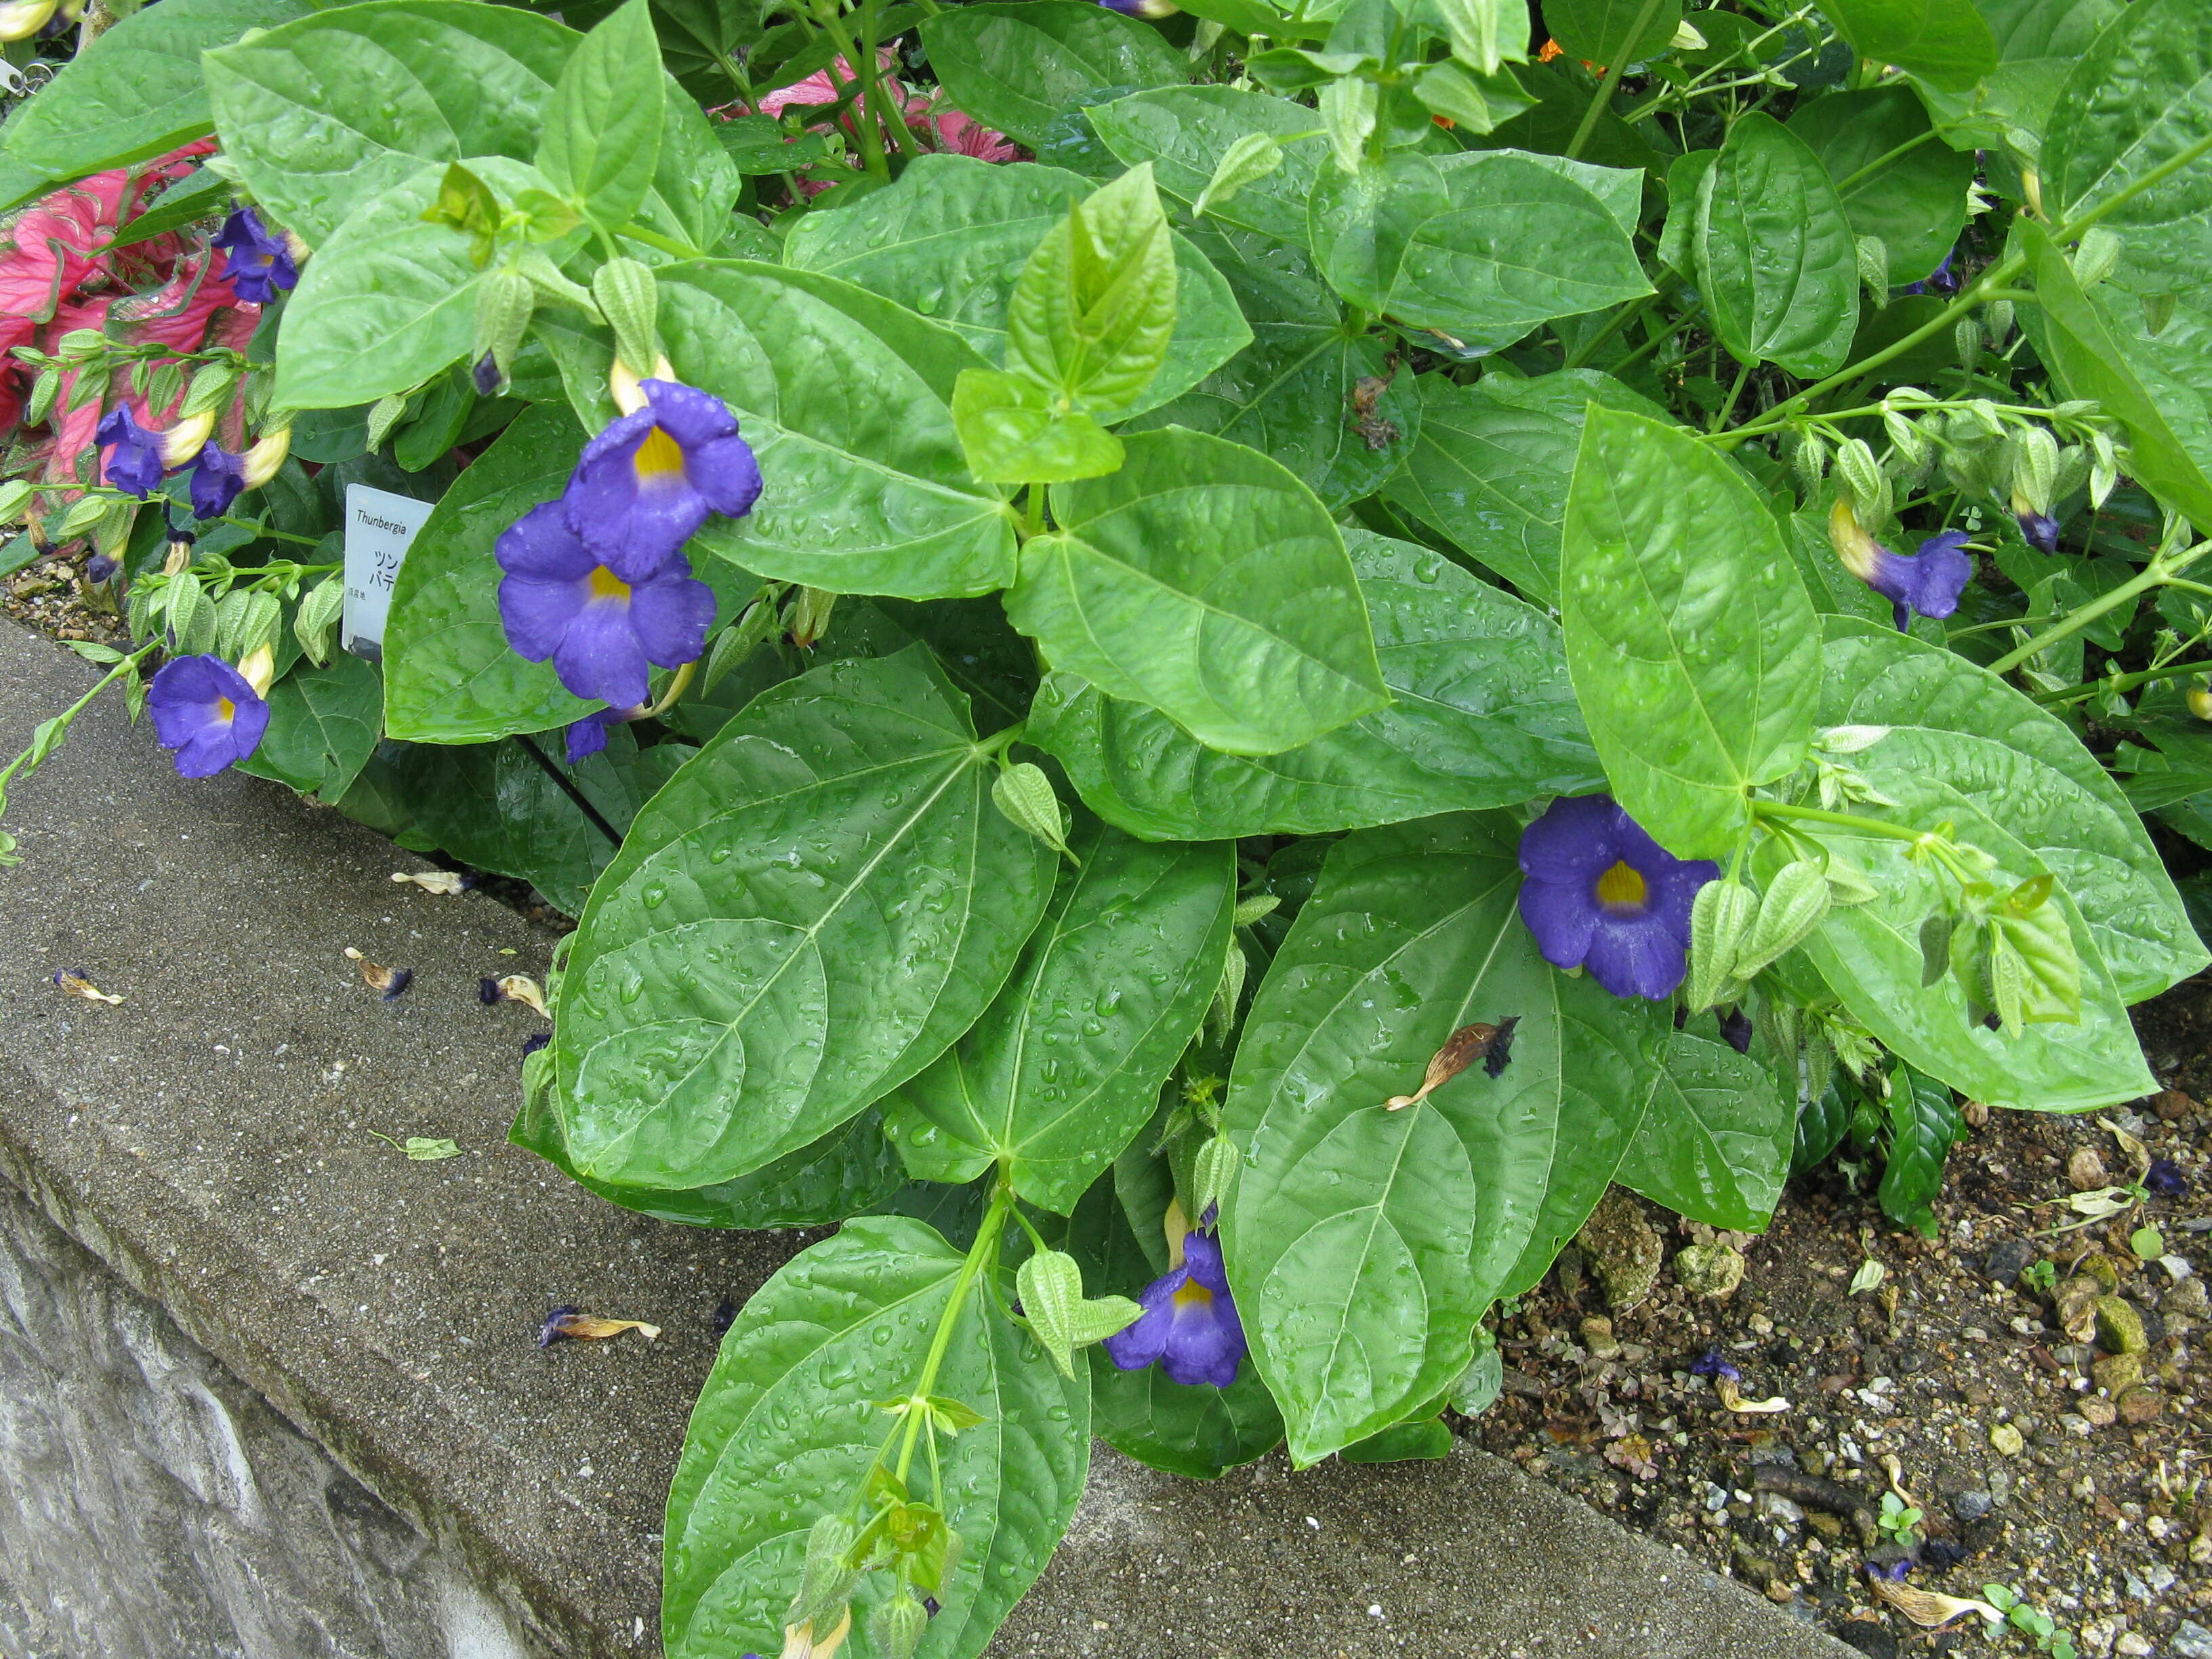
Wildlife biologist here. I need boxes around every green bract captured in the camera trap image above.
[28,0,2212,1647]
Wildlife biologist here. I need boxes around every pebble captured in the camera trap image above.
[2095,1296,2149,1354]
[1985,1237,2039,1285]
[2118,1635,2154,1658]
[2173,1619,2212,1659]
[1951,1489,1994,1521]
[2155,1089,2199,1122]
[2078,1397,2118,1427]
[1673,1241,1744,1298]
[2093,1351,2145,1393]
[2116,1385,2165,1425]
[2071,1147,2112,1190]
[1575,1190,1663,1311]
[1991,1421,2026,1456]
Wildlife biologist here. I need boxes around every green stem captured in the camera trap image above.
[2051,131,2212,246]
[894,1186,1012,1484]
[215,514,321,548]
[2034,657,2212,709]
[0,642,157,795]
[1831,127,1938,194]
[1708,359,1754,432]
[1609,295,1701,375]
[1565,283,1672,369]
[615,221,705,260]
[1023,483,1046,539]
[1752,798,1931,845]
[1565,0,1666,161]
[817,11,891,178]
[858,0,914,159]
[1984,558,2175,676]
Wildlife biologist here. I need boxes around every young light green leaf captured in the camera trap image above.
[884,818,1233,1211]
[1005,163,1177,417]
[1008,428,1387,756]
[1695,112,1860,379]
[1685,878,1756,1010]
[1545,0,1685,70]
[1618,1030,1793,1231]
[1431,0,1528,75]
[1561,407,1821,859]
[1224,815,1664,1464]
[1193,132,1286,218]
[990,760,1078,859]
[951,367,1125,485]
[552,649,1057,1189]
[1017,1248,1140,1378]
[1026,529,1599,841]
[1411,61,1534,134]
[1734,859,1833,979]
[537,0,665,230]
[1317,75,1378,173]
[663,1218,1088,1659]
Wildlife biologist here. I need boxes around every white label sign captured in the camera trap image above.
[342,484,433,660]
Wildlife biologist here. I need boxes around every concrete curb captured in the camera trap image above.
[0,619,1854,1659]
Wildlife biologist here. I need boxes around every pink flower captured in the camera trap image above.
[907,101,1018,162]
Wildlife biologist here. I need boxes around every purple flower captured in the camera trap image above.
[1900,249,1958,297]
[1096,0,1179,12]
[495,502,714,707]
[85,550,119,584]
[472,352,504,398]
[1719,1007,1753,1054]
[97,406,167,498]
[146,654,269,777]
[1103,1228,1246,1387]
[2012,499,2061,554]
[564,704,642,763]
[2146,1156,2188,1197]
[1689,1349,1740,1382]
[1828,501,1972,632]
[1516,795,1717,1002]
[188,443,246,520]
[213,207,298,304]
[522,1031,552,1060]
[537,1305,582,1347]
[562,379,762,580]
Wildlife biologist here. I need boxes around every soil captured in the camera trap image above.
[1471,972,2212,1659]
[1,550,129,651]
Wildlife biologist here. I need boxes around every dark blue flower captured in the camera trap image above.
[1719,1007,1753,1054]
[522,1031,552,1060]
[188,443,245,520]
[472,352,504,398]
[97,406,167,498]
[2146,1157,2188,1197]
[537,1305,582,1347]
[85,550,119,584]
[495,502,715,707]
[1828,501,1972,632]
[562,379,762,581]
[1901,249,1958,296]
[1103,1227,1246,1387]
[146,653,268,777]
[1689,1349,1740,1382]
[1095,0,1179,12]
[1516,795,1717,1001]
[565,705,640,763]
[213,207,298,304]
[2012,499,2061,554]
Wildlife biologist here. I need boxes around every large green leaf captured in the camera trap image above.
[235,653,385,802]
[1380,367,1666,605]
[883,819,1233,1210]
[1308,149,1651,348]
[1819,0,1999,91]
[537,0,664,232]
[1027,529,1599,840]
[1694,112,1859,379]
[663,1217,1088,1659]
[1617,1030,1792,1232]
[2043,0,2212,300]
[274,157,574,409]
[1914,0,2120,165]
[1008,428,1386,756]
[205,0,575,245]
[1223,814,1663,1464]
[1129,230,1420,510]
[382,404,593,742]
[659,261,1021,599]
[1087,85,1328,247]
[0,0,313,181]
[1560,407,1820,859]
[784,156,1250,422]
[1788,86,1974,283]
[552,649,1056,1189]
[2018,219,2212,531]
[919,0,1187,150]
[1878,1063,1961,1233]
[1816,618,2205,1001]
[1545,0,1684,66]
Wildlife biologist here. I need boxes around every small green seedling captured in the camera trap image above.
[1984,1584,2079,1659]
[1877,1490,1923,1545]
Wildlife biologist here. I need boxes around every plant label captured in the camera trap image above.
[342,485,432,661]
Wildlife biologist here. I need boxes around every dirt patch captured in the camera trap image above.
[1,552,129,652]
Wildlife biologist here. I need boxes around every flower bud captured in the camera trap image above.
[1732,859,1832,980]
[160,408,217,468]
[779,1609,851,1659]
[241,419,292,489]
[295,573,346,665]
[785,585,837,649]
[0,0,59,41]
[1687,878,1757,1010]
[608,352,676,416]
[1832,438,1889,524]
[1953,317,1984,369]
[219,588,282,665]
[472,268,535,398]
[1985,300,2014,343]
[1790,429,1829,497]
[1853,233,1887,301]
[0,479,32,525]
[1191,1132,1237,1221]
[2072,226,2123,289]
[592,258,662,386]
[992,762,1076,860]
[54,328,106,363]
[237,641,277,698]
[2188,681,2212,722]
[2007,426,2060,516]
[869,1593,928,1659]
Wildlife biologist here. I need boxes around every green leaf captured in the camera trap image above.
[712,114,829,175]
[1027,529,1600,840]
[1545,0,1684,68]
[1914,0,2120,166]
[2042,0,2212,304]
[1223,814,1664,1464]
[1789,85,1975,285]
[234,653,384,802]
[1088,85,1327,247]
[515,1070,909,1227]
[382,405,592,743]
[663,1217,1088,1659]
[1004,162,1176,417]
[2018,219,2212,548]
[1340,1415,1453,1462]
[1819,0,1999,91]
[918,1,1187,150]
[537,0,665,230]
[1816,619,2205,1002]
[1380,367,1667,606]
[951,368,1126,484]
[1695,112,1860,379]
[1308,150,1652,348]
[1792,1076,1852,1174]
[1877,1063,1962,1233]
[205,0,575,245]
[1560,406,1821,859]
[552,649,1057,1189]
[787,155,1250,422]
[1127,230,1419,511]
[1007,428,1387,757]
[1618,1030,1793,1231]
[882,819,1233,1211]
[0,0,313,181]
[647,0,764,101]
[661,260,1021,600]
[275,158,577,409]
